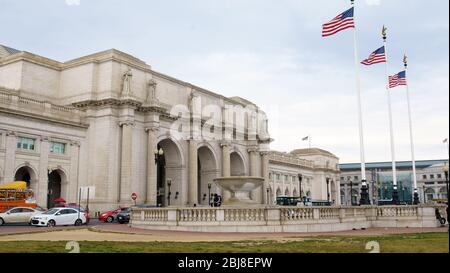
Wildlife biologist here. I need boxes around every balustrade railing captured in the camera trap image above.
[224,208,265,222]
[281,208,314,221]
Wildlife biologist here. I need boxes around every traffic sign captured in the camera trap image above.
[131,192,137,201]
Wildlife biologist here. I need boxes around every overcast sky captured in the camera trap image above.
[1,0,448,163]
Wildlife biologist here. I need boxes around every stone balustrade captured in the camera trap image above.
[131,205,446,233]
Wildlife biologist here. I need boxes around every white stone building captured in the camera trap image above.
[268,148,341,204]
[0,44,341,212]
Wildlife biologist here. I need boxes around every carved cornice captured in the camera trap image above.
[145,127,160,133]
[118,121,135,127]
[220,142,231,148]
[6,130,16,137]
[70,140,81,147]
[72,98,142,109]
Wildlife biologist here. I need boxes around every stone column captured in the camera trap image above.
[145,127,158,205]
[188,139,198,206]
[38,136,50,208]
[221,142,231,177]
[119,121,134,203]
[261,152,270,205]
[248,148,259,176]
[3,131,17,182]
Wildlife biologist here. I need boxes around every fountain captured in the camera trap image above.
[213,176,265,205]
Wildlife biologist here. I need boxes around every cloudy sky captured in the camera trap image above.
[1,0,448,163]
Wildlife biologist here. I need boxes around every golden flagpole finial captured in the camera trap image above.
[382,25,387,39]
[403,55,408,65]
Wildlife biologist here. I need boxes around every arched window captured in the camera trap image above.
[439,187,447,199]
[425,188,435,203]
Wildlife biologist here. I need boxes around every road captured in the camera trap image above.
[0,218,112,236]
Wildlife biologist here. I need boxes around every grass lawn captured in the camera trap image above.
[1,232,448,253]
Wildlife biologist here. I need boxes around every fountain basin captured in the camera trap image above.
[213,176,264,206]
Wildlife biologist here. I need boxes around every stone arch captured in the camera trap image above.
[330,180,337,203]
[276,187,282,197]
[284,187,290,196]
[351,189,359,205]
[340,190,346,205]
[292,188,298,197]
[157,138,184,206]
[439,187,447,199]
[47,168,68,208]
[197,144,219,205]
[230,151,245,176]
[14,164,38,191]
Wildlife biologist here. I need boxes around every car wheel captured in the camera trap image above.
[74,219,83,226]
[106,216,114,223]
[0,218,4,226]
[47,220,56,227]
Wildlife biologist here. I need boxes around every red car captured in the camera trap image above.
[99,207,129,223]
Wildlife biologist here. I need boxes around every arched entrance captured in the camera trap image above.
[47,170,62,208]
[14,166,35,188]
[157,138,183,207]
[230,152,245,176]
[330,181,337,204]
[197,146,218,205]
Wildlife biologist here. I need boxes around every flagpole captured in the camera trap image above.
[351,0,369,205]
[382,26,399,205]
[404,56,419,204]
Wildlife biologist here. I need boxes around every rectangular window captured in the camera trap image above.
[437,174,442,179]
[430,174,435,179]
[422,175,427,179]
[50,142,66,154]
[17,137,35,151]
[354,176,358,180]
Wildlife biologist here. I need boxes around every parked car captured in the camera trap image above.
[99,207,129,223]
[31,207,87,227]
[0,207,43,226]
[117,208,131,224]
[63,204,90,224]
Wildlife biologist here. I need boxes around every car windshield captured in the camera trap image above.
[42,208,59,215]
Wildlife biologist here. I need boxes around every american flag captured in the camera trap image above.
[361,46,386,65]
[322,7,355,37]
[389,71,407,88]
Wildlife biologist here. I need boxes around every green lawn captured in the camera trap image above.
[1,232,448,253]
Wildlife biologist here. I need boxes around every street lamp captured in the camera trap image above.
[349,179,353,206]
[266,187,270,205]
[298,174,303,201]
[326,178,330,202]
[207,183,212,207]
[167,179,172,206]
[154,148,164,164]
[359,179,371,205]
[443,162,449,231]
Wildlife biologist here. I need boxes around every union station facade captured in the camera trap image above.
[0,45,340,212]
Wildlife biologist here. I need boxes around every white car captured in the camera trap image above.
[0,207,43,226]
[31,207,86,227]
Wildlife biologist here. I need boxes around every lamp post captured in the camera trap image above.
[443,163,449,231]
[326,178,330,202]
[154,148,164,164]
[359,179,371,205]
[167,179,171,206]
[207,183,212,207]
[349,179,353,206]
[266,187,270,205]
[298,174,303,201]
